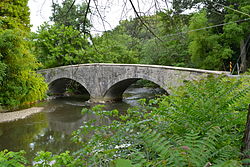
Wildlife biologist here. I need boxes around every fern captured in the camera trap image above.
[137,126,242,166]
[67,75,250,166]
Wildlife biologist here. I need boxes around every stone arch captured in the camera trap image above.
[103,76,169,101]
[48,77,90,97]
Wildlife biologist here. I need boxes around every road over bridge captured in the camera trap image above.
[38,63,229,102]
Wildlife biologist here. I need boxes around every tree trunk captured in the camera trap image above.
[242,104,250,156]
[240,39,247,72]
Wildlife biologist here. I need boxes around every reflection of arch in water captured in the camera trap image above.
[47,112,111,135]
[103,78,167,101]
[48,78,90,98]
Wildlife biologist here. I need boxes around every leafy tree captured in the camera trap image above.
[172,0,250,71]
[140,36,190,67]
[159,10,190,35]
[33,23,89,68]
[51,0,91,33]
[172,0,235,17]
[0,0,47,109]
[222,2,250,72]
[86,32,139,64]
[0,29,47,108]
[0,0,30,31]
[116,15,162,41]
[109,11,192,67]
[140,11,191,67]
[188,11,233,70]
[33,0,92,68]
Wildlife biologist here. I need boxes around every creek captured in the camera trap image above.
[0,86,165,162]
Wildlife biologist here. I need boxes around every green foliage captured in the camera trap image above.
[32,0,92,68]
[140,36,190,67]
[0,150,27,167]
[86,32,139,64]
[33,151,81,167]
[0,0,47,109]
[33,22,138,68]
[70,75,250,166]
[222,2,250,71]
[110,158,135,167]
[141,126,242,166]
[116,16,162,40]
[51,0,91,33]
[34,0,139,67]
[139,11,191,67]
[171,0,250,71]
[0,0,30,31]
[33,23,89,68]
[32,0,250,71]
[0,28,47,108]
[103,16,161,65]
[108,11,191,67]
[32,0,249,71]
[34,21,139,68]
[172,0,244,20]
[160,75,249,137]
[0,57,6,82]
[188,11,233,70]
[0,150,82,167]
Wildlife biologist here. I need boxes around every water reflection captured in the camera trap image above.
[0,112,48,154]
[0,87,165,162]
[47,106,112,134]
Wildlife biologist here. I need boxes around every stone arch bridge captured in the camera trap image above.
[38,63,229,102]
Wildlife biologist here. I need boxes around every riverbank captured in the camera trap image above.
[0,107,44,123]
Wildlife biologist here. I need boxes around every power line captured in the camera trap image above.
[161,0,250,39]
[211,1,250,18]
[163,17,250,38]
[126,1,250,42]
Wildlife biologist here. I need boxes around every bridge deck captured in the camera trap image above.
[39,63,230,75]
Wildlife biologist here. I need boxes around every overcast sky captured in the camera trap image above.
[28,0,170,34]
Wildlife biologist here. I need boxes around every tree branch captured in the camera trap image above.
[82,0,91,35]
[128,0,163,42]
